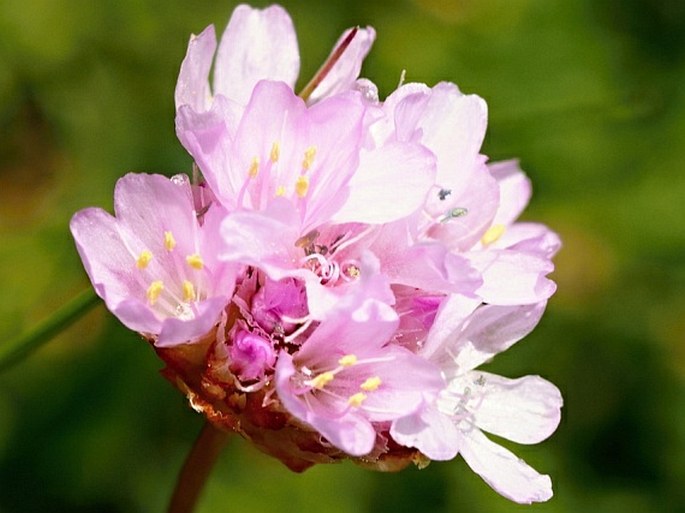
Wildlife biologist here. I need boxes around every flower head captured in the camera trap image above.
[70,2,562,502]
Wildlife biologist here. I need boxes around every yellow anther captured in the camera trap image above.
[346,265,361,279]
[360,376,382,392]
[347,392,367,408]
[481,224,506,246]
[308,371,335,390]
[302,146,317,170]
[248,156,260,178]
[146,280,164,305]
[164,231,176,251]
[295,175,310,198]
[270,141,280,163]
[275,185,287,197]
[182,280,196,302]
[186,253,204,270]
[338,354,358,367]
[136,250,153,269]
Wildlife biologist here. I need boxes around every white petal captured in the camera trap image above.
[452,302,547,372]
[488,160,531,227]
[459,427,554,504]
[472,373,562,444]
[391,405,461,461]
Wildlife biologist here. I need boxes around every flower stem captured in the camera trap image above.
[0,288,100,372]
[168,422,230,513]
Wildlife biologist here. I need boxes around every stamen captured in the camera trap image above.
[295,175,310,198]
[275,185,286,197]
[248,156,260,178]
[360,376,382,392]
[302,146,317,170]
[481,224,505,245]
[440,207,469,223]
[338,354,358,367]
[146,280,164,305]
[136,250,153,269]
[182,280,196,302]
[308,371,335,390]
[270,141,280,163]
[164,231,176,251]
[347,392,367,408]
[345,265,361,279]
[186,253,204,270]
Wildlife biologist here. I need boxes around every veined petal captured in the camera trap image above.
[213,4,300,105]
[450,302,547,373]
[472,373,563,445]
[308,26,376,103]
[390,404,461,461]
[331,141,436,224]
[459,428,554,504]
[421,294,480,361]
[175,25,217,112]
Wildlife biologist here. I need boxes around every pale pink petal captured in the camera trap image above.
[468,250,556,305]
[488,160,531,227]
[331,141,436,224]
[494,222,562,259]
[420,294,480,360]
[219,203,309,282]
[426,162,500,251]
[157,296,228,347]
[213,5,300,105]
[70,207,144,305]
[473,373,563,445]
[393,82,488,186]
[451,302,547,372]
[174,25,217,112]
[113,173,196,256]
[459,428,554,504]
[391,404,461,461]
[308,26,376,103]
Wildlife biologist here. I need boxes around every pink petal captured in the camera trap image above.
[472,373,563,445]
[219,203,308,282]
[488,160,532,227]
[308,26,376,103]
[331,141,436,224]
[213,4,300,105]
[459,428,554,504]
[393,82,488,186]
[275,351,376,456]
[494,222,562,259]
[421,294,480,361]
[156,296,228,347]
[174,25,217,112]
[468,250,556,305]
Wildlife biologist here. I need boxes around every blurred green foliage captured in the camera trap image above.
[1,0,684,512]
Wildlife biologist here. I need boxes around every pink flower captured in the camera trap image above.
[70,173,236,347]
[391,295,562,503]
[276,297,443,456]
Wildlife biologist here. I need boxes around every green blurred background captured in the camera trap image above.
[1,0,684,511]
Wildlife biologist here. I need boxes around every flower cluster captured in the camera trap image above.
[70,4,562,504]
